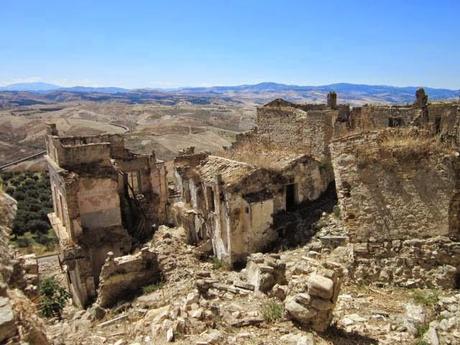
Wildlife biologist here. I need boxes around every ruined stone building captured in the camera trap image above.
[336,88,460,142]
[172,90,460,287]
[327,90,460,289]
[233,95,343,161]
[171,94,340,266]
[45,124,167,307]
[172,149,331,266]
[331,128,460,288]
[44,88,460,308]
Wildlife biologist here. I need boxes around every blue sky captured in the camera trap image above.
[1,0,459,89]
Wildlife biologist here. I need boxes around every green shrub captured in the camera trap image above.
[1,172,13,181]
[15,232,35,248]
[260,299,284,323]
[142,281,164,294]
[416,340,430,345]
[5,186,15,195]
[26,219,50,233]
[415,323,429,338]
[333,205,341,218]
[210,257,230,270]
[27,189,39,199]
[38,277,70,319]
[412,289,439,306]
[12,190,25,201]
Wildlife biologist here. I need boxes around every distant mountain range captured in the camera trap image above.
[0,82,459,107]
[0,82,127,94]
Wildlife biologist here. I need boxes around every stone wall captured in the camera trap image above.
[344,101,460,147]
[331,130,459,242]
[45,127,168,307]
[330,129,460,288]
[256,105,336,160]
[96,247,161,308]
[350,237,460,288]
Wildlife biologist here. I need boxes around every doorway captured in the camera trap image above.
[286,184,296,211]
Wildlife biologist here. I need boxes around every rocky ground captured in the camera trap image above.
[43,213,460,345]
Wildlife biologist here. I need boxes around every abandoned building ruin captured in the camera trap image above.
[45,89,460,309]
[172,89,460,287]
[45,125,167,307]
[172,149,332,266]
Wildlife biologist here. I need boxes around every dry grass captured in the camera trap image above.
[357,128,452,165]
[217,139,306,171]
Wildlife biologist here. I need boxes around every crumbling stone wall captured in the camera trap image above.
[331,130,459,242]
[256,103,336,160]
[173,152,288,265]
[45,126,168,307]
[347,106,420,133]
[342,95,460,148]
[96,247,161,308]
[331,129,460,288]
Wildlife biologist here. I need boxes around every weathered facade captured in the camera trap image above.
[335,89,460,142]
[233,96,340,161]
[331,128,460,288]
[45,124,167,307]
[173,151,285,265]
[172,141,332,264]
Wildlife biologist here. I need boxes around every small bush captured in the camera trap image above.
[34,229,57,246]
[38,277,70,319]
[210,257,230,270]
[142,281,164,294]
[333,205,341,218]
[412,289,439,306]
[260,299,284,323]
[13,190,25,201]
[26,219,50,233]
[415,323,429,338]
[14,232,34,248]
[5,186,15,195]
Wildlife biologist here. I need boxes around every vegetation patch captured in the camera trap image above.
[260,299,284,323]
[0,171,57,253]
[412,289,440,307]
[38,277,70,319]
[210,257,230,271]
[356,128,452,167]
[142,281,165,294]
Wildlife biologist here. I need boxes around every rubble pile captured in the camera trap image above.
[244,253,287,293]
[428,294,460,344]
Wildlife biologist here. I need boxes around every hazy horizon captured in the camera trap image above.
[1,80,460,91]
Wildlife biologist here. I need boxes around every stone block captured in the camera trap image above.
[307,274,334,299]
